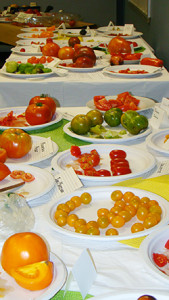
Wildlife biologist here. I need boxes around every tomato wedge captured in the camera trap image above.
[10,170,25,179]
[0,162,11,181]
[0,148,7,163]
[11,260,54,291]
[21,173,35,182]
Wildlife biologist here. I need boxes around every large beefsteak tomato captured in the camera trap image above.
[29,95,56,116]
[108,37,131,54]
[25,103,52,125]
[0,128,32,158]
[1,232,49,275]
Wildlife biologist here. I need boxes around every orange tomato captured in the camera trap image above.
[0,162,11,181]
[0,148,7,163]
[11,260,53,291]
[1,232,49,275]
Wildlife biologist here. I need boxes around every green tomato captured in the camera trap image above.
[71,114,91,135]
[104,108,122,127]
[86,110,103,127]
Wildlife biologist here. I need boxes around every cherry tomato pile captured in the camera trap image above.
[27,56,54,64]
[70,146,131,177]
[152,239,169,274]
[29,31,54,38]
[93,91,140,111]
[54,189,162,236]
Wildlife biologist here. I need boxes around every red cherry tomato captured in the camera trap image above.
[96,169,111,177]
[70,146,81,157]
[153,253,168,267]
[112,166,131,176]
[109,149,127,159]
[165,240,169,249]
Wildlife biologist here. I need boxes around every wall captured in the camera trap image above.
[0,0,117,27]
[124,0,169,70]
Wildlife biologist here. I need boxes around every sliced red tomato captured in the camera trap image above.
[10,170,25,179]
[112,166,131,176]
[165,240,169,249]
[96,169,111,176]
[153,253,168,267]
[84,168,98,176]
[70,145,81,157]
[109,149,127,159]
[21,173,35,182]
[0,162,11,181]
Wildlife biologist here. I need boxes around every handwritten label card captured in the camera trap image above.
[64,249,97,299]
[160,97,169,113]
[32,137,53,159]
[123,24,134,35]
[149,161,169,178]
[150,105,169,129]
[107,20,114,31]
[54,167,83,198]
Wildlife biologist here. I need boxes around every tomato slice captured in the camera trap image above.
[70,145,81,157]
[11,260,53,291]
[21,173,35,182]
[0,162,11,181]
[10,170,25,179]
[153,253,168,267]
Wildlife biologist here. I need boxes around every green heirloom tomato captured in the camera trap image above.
[121,110,148,135]
[71,114,91,135]
[86,110,103,127]
[104,108,122,127]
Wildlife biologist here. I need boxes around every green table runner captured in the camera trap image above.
[52,290,93,299]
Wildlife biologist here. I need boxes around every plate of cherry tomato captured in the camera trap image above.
[45,186,169,249]
[87,93,156,113]
[146,129,169,156]
[0,107,62,131]
[0,164,55,202]
[51,144,156,186]
[103,65,162,78]
[17,33,58,40]
[11,46,42,56]
[140,226,169,285]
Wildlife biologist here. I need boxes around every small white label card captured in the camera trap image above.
[160,97,169,114]
[54,167,83,198]
[32,137,54,159]
[149,160,169,178]
[64,249,97,299]
[123,24,134,35]
[150,105,169,129]
[107,20,114,31]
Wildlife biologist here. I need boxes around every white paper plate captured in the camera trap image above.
[103,65,162,78]
[58,59,109,72]
[45,186,169,249]
[1,164,55,202]
[11,46,42,56]
[0,65,55,79]
[21,26,58,32]
[0,107,62,131]
[146,129,169,156]
[103,31,143,39]
[86,95,156,113]
[63,122,152,144]
[0,252,67,300]
[51,144,156,186]
[59,28,91,37]
[92,290,169,300]
[140,226,169,285]
[6,136,58,165]
[16,39,47,46]
[97,25,125,33]
[17,33,58,39]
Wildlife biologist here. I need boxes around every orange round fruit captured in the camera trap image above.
[1,232,49,275]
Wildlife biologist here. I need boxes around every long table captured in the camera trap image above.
[1,106,168,299]
[0,36,169,108]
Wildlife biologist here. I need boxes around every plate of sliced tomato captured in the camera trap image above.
[103,65,162,78]
[86,92,156,112]
[51,144,156,186]
[0,107,62,131]
[0,164,55,202]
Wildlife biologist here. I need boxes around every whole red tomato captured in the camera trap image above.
[25,103,52,125]
[0,162,11,181]
[75,56,94,68]
[108,37,131,54]
[1,232,49,275]
[0,129,32,158]
[110,54,124,65]
[0,148,7,163]
[58,46,75,60]
[68,37,81,47]
[29,95,56,116]
[73,46,96,64]
[42,42,60,57]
